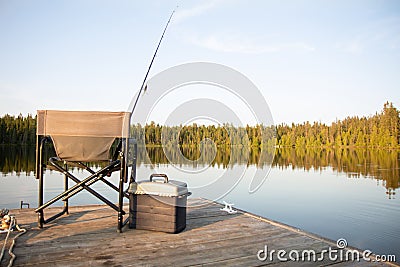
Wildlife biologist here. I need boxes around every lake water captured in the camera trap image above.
[0,145,399,261]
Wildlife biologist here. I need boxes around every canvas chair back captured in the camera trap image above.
[37,110,131,162]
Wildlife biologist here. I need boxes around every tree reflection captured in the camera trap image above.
[141,146,400,195]
[1,145,398,196]
[273,147,399,195]
[0,145,36,176]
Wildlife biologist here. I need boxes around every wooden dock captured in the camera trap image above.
[1,198,396,266]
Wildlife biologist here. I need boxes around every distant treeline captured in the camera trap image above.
[131,123,275,148]
[0,102,399,148]
[134,102,400,149]
[276,102,399,149]
[0,114,36,145]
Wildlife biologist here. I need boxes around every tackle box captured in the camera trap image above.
[128,174,190,233]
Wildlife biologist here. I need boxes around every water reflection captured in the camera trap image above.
[273,147,400,197]
[0,145,36,176]
[1,145,399,195]
[142,145,260,168]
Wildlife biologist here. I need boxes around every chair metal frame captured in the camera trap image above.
[34,111,135,232]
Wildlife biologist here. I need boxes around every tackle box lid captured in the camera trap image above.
[128,174,188,197]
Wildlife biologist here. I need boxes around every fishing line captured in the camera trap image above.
[130,6,178,115]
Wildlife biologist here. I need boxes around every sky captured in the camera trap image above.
[0,0,399,125]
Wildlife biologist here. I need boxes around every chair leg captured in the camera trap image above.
[36,136,46,228]
[36,146,68,226]
[38,173,44,227]
[38,164,44,228]
[118,155,125,233]
[64,163,69,215]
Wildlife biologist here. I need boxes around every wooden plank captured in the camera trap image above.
[14,222,289,262]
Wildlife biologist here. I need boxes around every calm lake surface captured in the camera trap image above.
[0,145,399,261]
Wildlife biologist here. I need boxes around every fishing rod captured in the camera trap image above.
[127,7,176,183]
[130,7,177,114]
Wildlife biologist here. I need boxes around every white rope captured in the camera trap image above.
[0,217,13,264]
[7,224,26,267]
[0,217,27,267]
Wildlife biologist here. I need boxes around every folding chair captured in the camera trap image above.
[35,110,133,232]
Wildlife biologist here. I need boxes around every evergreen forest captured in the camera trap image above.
[0,102,399,149]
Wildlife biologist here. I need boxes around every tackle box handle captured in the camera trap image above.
[150,173,169,183]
